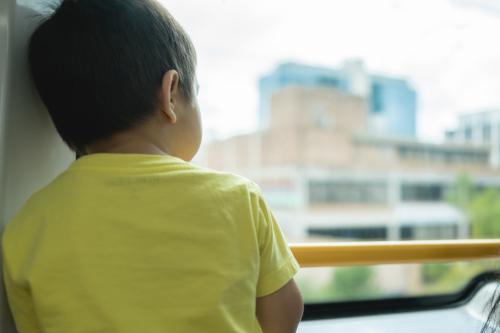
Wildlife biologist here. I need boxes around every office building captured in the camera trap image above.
[446,109,500,167]
[205,86,497,242]
[259,60,417,137]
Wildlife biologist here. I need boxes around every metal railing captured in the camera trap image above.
[290,239,500,267]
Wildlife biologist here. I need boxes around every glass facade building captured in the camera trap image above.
[259,61,417,138]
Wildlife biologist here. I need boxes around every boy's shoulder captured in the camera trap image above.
[188,163,262,196]
[7,163,263,215]
[2,164,263,238]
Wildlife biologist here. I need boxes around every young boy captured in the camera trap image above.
[2,0,303,332]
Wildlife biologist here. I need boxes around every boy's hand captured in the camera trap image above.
[256,279,304,333]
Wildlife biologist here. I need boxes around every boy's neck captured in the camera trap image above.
[85,136,170,156]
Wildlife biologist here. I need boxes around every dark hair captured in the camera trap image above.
[483,285,500,333]
[29,0,197,151]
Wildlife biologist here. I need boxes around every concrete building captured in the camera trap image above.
[258,61,417,138]
[446,109,500,168]
[204,86,498,243]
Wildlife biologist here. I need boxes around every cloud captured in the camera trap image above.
[161,0,500,142]
[451,0,500,16]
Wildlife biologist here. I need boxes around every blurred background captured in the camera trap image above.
[164,0,500,303]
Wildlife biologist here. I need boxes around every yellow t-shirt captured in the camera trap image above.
[2,153,300,333]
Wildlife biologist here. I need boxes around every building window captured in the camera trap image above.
[309,227,387,240]
[401,184,446,202]
[464,126,472,141]
[317,76,339,88]
[445,130,456,141]
[309,181,388,204]
[400,225,458,240]
[397,145,489,165]
[371,83,384,113]
[483,124,491,142]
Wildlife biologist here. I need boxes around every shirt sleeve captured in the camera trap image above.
[2,227,41,333]
[253,187,300,297]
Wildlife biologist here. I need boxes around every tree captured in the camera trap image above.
[326,266,378,300]
[296,267,379,303]
[448,173,500,238]
[446,173,475,213]
[468,189,500,238]
[421,174,500,293]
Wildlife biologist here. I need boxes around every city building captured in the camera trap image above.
[204,86,499,243]
[258,60,417,137]
[446,109,500,168]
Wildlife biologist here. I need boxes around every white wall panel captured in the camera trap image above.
[0,2,73,331]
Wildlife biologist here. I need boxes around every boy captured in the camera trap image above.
[2,0,303,332]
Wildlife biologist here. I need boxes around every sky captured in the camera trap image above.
[160,0,500,143]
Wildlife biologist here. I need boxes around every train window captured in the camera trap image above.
[296,260,499,303]
[1,5,498,333]
[163,0,500,304]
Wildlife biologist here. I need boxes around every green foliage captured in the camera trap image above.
[326,266,379,300]
[468,189,500,238]
[422,263,453,284]
[296,267,380,303]
[446,173,475,212]
[447,173,500,238]
[424,174,500,293]
[296,278,328,303]
[422,261,499,294]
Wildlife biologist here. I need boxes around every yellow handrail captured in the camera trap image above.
[290,240,500,267]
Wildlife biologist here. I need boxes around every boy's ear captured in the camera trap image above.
[160,69,180,124]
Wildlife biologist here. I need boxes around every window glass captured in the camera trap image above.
[164,0,500,303]
[296,260,499,303]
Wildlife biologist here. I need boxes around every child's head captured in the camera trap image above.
[29,0,201,160]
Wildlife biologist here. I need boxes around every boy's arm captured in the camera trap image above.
[256,279,303,333]
[3,267,41,333]
[250,183,303,332]
[2,227,41,333]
